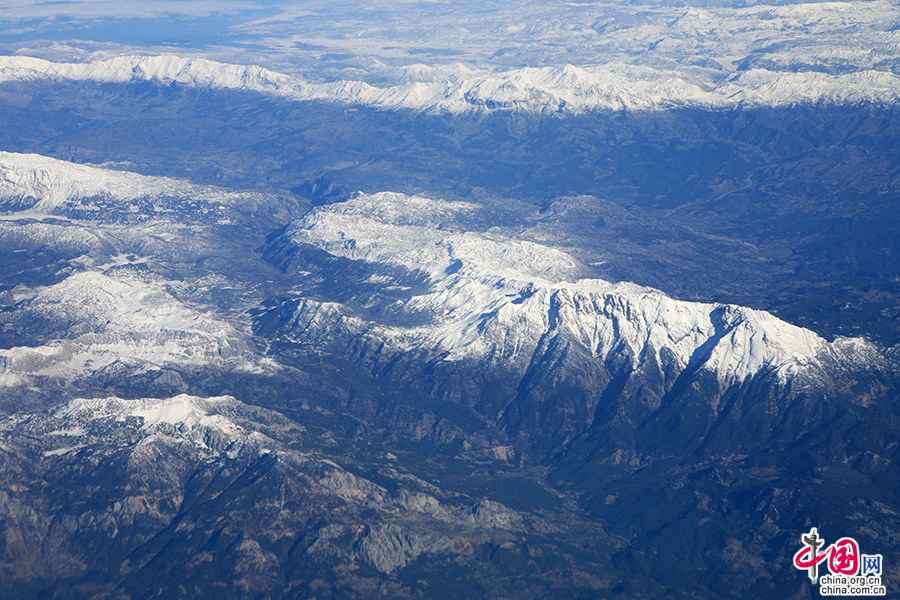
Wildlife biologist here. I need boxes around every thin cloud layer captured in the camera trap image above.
[0,0,261,21]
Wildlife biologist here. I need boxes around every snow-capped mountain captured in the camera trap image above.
[255,191,900,463]
[2,54,898,113]
[270,192,873,388]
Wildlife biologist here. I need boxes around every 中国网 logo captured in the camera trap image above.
[793,528,886,596]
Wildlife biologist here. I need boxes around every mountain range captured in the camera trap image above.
[3,54,899,113]
[0,149,897,597]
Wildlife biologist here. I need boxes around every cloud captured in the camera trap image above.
[0,0,263,21]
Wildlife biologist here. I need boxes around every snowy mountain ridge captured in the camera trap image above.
[50,394,250,454]
[280,192,877,387]
[0,151,270,214]
[2,54,898,113]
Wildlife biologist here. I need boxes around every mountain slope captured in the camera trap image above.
[0,393,580,598]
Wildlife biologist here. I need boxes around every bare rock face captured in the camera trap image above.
[355,524,456,574]
[0,393,553,596]
[471,500,525,531]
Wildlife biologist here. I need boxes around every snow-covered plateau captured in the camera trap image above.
[0,153,285,388]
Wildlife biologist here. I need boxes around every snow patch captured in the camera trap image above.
[54,394,246,447]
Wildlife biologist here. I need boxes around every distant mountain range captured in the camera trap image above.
[3,54,899,113]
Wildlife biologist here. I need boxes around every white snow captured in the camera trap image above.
[1,53,897,114]
[43,445,86,457]
[46,427,87,436]
[51,394,248,451]
[288,192,581,282]
[129,395,243,439]
[0,271,259,381]
[0,151,273,214]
